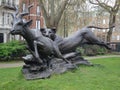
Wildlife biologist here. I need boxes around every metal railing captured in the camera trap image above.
[1,0,17,10]
[0,24,12,29]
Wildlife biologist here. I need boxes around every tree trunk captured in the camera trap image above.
[54,0,68,29]
[89,0,120,42]
[39,0,69,30]
[46,0,55,28]
[107,13,116,42]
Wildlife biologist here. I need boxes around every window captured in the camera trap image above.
[2,12,10,26]
[2,12,4,25]
[12,0,15,5]
[6,0,8,2]
[112,35,115,40]
[0,33,4,43]
[2,0,4,4]
[7,0,10,5]
[0,13,2,25]
[117,35,120,40]
[37,5,40,15]
[4,12,7,25]
[91,28,95,32]
[22,3,25,11]
[5,0,9,4]
[103,19,106,24]
[102,29,106,32]
[9,0,15,6]
[110,44,116,50]
[36,20,40,29]
[7,13,10,25]
[113,28,115,32]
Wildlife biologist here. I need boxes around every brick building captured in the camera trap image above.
[0,0,19,43]
[19,0,45,29]
[71,14,120,51]
[92,15,120,43]
[89,15,120,51]
[0,0,45,43]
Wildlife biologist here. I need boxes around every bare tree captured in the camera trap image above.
[39,0,71,30]
[89,0,120,42]
[57,0,91,37]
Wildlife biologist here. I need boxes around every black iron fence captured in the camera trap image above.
[110,42,120,52]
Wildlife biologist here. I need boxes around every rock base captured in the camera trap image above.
[22,55,92,80]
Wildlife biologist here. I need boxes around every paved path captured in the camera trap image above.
[85,55,120,60]
[0,55,119,68]
[0,61,24,68]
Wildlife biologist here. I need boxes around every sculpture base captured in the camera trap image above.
[22,55,92,80]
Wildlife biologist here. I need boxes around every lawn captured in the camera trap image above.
[0,57,120,90]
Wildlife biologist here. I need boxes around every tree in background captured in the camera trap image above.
[55,0,90,36]
[38,0,120,40]
[89,0,120,42]
[39,0,71,29]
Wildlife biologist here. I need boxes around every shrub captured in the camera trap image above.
[77,45,108,56]
[0,40,28,61]
[76,47,85,55]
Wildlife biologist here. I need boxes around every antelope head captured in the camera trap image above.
[10,4,33,35]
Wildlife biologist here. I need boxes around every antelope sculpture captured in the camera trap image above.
[10,5,72,68]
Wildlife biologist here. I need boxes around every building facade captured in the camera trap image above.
[0,0,19,43]
[19,0,45,29]
[90,15,120,51]
[0,0,45,43]
[91,15,120,43]
[0,0,119,49]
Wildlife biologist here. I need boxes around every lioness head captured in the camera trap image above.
[40,28,56,41]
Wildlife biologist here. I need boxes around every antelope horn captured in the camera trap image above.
[11,5,19,19]
[18,3,34,18]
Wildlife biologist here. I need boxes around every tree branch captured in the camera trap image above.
[89,0,99,5]
[39,0,49,23]
[113,0,120,13]
[50,0,55,26]
[89,0,112,12]
[55,0,69,27]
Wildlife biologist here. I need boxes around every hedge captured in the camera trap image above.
[77,45,108,56]
[0,41,28,61]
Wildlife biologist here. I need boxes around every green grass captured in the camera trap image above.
[0,57,120,90]
[0,60,23,64]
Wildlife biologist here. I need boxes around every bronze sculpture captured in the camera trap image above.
[40,26,113,62]
[41,26,113,54]
[10,4,113,80]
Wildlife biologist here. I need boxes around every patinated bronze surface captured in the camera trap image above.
[10,5,111,80]
[40,26,112,54]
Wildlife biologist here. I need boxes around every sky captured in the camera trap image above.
[86,0,116,11]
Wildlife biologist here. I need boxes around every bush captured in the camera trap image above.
[0,41,28,61]
[76,47,85,55]
[77,45,108,56]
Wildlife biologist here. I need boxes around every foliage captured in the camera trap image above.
[77,45,108,56]
[0,57,120,90]
[0,41,27,61]
[89,0,120,42]
[39,0,69,28]
[76,47,85,55]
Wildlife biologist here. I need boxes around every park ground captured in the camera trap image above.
[0,55,120,90]
[0,55,120,68]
